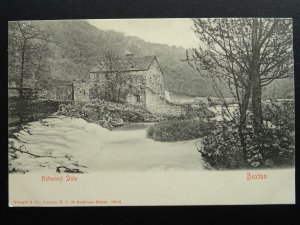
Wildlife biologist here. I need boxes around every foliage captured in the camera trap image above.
[8,21,53,90]
[262,100,294,131]
[188,18,293,88]
[183,104,215,119]
[7,20,292,98]
[199,122,246,169]
[188,18,293,137]
[262,78,294,99]
[147,119,216,142]
[199,100,295,169]
[56,100,165,129]
[247,127,295,168]
[41,20,216,96]
[91,51,132,103]
[186,18,294,167]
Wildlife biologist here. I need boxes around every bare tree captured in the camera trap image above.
[92,51,130,103]
[249,18,293,133]
[8,21,53,100]
[187,18,254,162]
[187,18,293,163]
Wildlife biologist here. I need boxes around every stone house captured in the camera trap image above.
[75,53,182,116]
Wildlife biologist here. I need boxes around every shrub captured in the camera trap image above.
[262,99,294,131]
[199,122,246,169]
[250,100,295,167]
[147,119,216,142]
[247,127,295,168]
[56,100,165,129]
[183,104,215,120]
[200,123,294,169]
[199,100,295,169]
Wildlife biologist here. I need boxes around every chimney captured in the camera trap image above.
[124,50,134,68]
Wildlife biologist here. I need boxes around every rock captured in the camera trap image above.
[57,100,165,128]
[56,166,83,173]
[264,159,275,167]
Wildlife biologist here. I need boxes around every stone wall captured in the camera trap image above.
[90,71,147,102]
[124,71,147,106]
[55,85,73,101]
[8,100,60,127]
[38,89,56,100]
[73,81,91,101]
[88,58,169,114]
[145,89,183,116]
[145,58,165,97]
[126,91,146,107]
[90,72,107,97]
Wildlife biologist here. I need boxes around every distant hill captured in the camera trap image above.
[40,20,293,99]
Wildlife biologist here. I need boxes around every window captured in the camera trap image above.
[135,95,141,102]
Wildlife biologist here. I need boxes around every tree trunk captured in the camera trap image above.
[19,40,26,123]
[238,83,251,165]
[240,84,251,129]
[251,18,263,134]
[20,40,26,101]
[252,74,263,133]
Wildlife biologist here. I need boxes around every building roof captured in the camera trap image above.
[90,55,157,73]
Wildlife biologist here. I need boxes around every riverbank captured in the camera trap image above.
[55,100,167,129]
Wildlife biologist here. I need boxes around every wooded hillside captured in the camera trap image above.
[31,20,294,99]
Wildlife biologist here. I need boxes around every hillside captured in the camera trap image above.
[39,20,293,99]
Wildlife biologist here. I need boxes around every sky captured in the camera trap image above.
[87,18,199,49]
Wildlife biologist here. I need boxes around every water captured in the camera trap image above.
[9,116,205,173]
[208,104,239,121]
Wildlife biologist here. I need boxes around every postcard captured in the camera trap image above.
[8,18,295,206]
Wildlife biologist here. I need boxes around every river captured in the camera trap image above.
[9,116,205,173]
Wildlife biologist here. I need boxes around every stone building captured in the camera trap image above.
[52,80,73,101]
[82,53,183,116]
[73,80,90,101]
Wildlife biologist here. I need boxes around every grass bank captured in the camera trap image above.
[147,119,215,142]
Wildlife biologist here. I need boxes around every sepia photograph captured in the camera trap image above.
[8,18,295,206]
